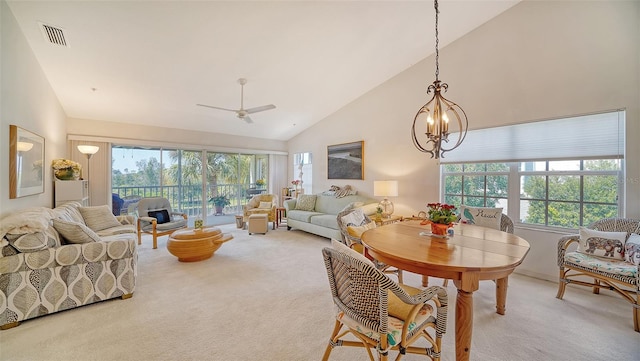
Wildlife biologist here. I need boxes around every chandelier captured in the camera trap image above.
[412,0,468,159]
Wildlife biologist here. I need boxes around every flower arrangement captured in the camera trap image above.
[51,159,81,180]
[427,202,458,225]
[52,158,81,171]
[256,179,266,186]
[291,180,301,186]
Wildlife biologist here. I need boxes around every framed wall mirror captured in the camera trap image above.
[9,125,45,198]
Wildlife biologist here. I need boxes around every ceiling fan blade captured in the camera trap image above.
[243,116,254,124]
[196,104,237,112]
[245,104,276,114]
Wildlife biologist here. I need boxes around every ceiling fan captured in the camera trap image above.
[197,78,276,124]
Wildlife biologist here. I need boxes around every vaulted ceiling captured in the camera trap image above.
[7,0,519,141]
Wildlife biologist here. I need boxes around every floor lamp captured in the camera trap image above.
[77,145,99,180]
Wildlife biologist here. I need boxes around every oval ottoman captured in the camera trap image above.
[167,226,233,262]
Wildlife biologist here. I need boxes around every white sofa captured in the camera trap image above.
[284,193,377,239]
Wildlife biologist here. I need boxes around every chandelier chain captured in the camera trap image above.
[434,0,440,81]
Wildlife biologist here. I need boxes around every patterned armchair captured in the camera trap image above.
[243,194,278,230]
[136,197,187,249]
[321,246,448,361]
[336,207,403,283]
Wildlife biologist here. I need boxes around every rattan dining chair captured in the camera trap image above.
[440,213,515,287]
[337,207,403,283]
[321,246,448,361]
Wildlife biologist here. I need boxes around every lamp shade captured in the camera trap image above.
[374,181,398,197]
[77,145,99,155]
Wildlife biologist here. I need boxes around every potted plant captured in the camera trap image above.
[209,195,231,215]
[255,179,266,188]
[427,202,458,235]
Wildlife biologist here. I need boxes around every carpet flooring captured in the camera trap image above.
[1,223,638,360]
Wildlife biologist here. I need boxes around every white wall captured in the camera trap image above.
[287,1,640,281]
[0,1,67,217]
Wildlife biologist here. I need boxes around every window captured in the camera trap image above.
[441,110,625,230]
[442,163,509,211]
[519,159,621,228]
[293,152,312,194]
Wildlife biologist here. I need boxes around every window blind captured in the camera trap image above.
[440,110,625,164]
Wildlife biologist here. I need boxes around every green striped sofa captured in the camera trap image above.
[0,202,137,329]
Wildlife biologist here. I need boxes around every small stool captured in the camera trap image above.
[248,213,268,235]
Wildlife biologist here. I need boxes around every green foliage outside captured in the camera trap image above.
[112,149,268,214]
[443,160,620,229]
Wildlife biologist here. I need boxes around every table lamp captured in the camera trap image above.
[374,180,398,218]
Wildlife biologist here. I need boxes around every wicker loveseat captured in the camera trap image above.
[556,218,640,332]
[0,202,137,330]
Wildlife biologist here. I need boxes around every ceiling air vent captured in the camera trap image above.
[39,22,68,47]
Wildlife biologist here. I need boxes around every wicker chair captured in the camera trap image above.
[556,218,640,332]
[136,197,188,249]
[337,208,403,283]
[438,213,515,289]
[321,247,447,361]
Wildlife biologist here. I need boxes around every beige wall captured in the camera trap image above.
[1,1,68,217]
[287,1,640,281]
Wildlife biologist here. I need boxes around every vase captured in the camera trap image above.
[430,222,450,236]
[54,168,79,181]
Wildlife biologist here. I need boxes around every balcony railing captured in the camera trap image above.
[112,183,267,219]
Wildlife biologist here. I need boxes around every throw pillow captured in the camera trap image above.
[331,239,373,266]
[4,232,49,253]
[295,195,317,211]
[387,284,434,321]
[624,233,640,265]
[578,228,627,260]
[346,221,377,239]
[79,205,122,232]
[258,201,272,209]
[148,209,171,224]
[53,219,101,244]
[459,206,503,230]
[340,209,367,228]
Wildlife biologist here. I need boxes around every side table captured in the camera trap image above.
[276,207,286,228]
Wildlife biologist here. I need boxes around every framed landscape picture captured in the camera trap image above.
[9,125,45,198]
[327,141,364,180]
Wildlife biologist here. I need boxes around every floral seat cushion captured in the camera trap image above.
[335,302,435,347]
[565,251,637,279]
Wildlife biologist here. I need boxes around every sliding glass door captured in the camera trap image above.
[112,146,269,226]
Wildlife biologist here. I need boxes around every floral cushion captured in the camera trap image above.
[624,233,640,266]
[578,228,627,260]
[335,302,434,347]
[564,251,637,278]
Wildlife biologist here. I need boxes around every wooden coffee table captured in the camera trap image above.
[167,226,233,262]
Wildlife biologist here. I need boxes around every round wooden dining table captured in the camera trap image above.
[361,220,530,361]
